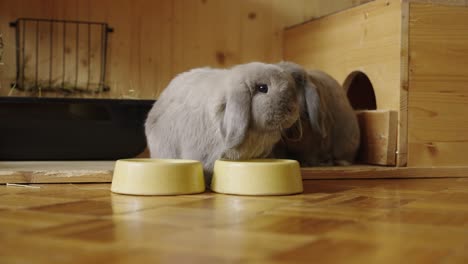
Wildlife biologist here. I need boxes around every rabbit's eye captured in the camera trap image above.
[256,84,268,93]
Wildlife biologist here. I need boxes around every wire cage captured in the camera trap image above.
[9,18,113,95]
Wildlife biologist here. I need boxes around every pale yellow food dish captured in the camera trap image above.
[211,159,303,196]
[111,159,205,195]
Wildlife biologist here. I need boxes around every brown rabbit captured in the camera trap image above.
[273,62,360,166]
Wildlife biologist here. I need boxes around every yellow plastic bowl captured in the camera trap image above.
[111,159,205,195]
[211,159,303,196]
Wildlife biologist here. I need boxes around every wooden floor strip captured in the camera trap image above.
[2,162,468,184]
[1,178,468,263]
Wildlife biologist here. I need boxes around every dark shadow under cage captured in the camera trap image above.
[9,18,113,95]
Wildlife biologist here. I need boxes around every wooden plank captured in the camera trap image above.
[0,0,380,100]
[2,178,468,262]
[398,0,409,166]
[3,161,468,184]
[0,161,114,184]
[408,3,468,166]
[409,0,468,6]
[356,110,398,166]
[302,165,468,179]
[240,0,276,63]
[284,0,403,112]
[284,0,407,166]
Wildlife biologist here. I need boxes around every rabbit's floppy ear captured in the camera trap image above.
[276,61,328,139]
[277,62,307,86]
[220,84,251,149]
[304,82,328,139]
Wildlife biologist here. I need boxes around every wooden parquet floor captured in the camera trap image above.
[1,178,468,263]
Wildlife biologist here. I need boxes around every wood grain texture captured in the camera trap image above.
[284,0,408,166]
[0,0,373,99]
[409,0,468,5]
[398,0,409,167]
[408,3,468,166]
[0,161,113,184]
[356,110,398,165]
[2,161,468,184]
[1,178,468,263]
[284,0,403,112]
[302,165,468,179]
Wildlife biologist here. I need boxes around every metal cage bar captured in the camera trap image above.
[9,18,113,94]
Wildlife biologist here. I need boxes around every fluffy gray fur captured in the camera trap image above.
[145,62,300,182]
[273,62,360,166]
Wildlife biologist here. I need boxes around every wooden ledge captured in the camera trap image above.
[0,161,114,184]
[302,165,468,179]
[1,162,468,184]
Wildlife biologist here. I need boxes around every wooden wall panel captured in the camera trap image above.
[284,0,402,112]
[284,0,407,165]
[0,0,371,99]
[408,3,468,166]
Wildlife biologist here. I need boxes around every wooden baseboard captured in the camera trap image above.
[0,161,114,184]
[2,162,468,184]
[302,165,468,179]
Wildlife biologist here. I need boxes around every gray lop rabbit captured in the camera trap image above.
[273,62,360,166]
[145,62,300,182]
